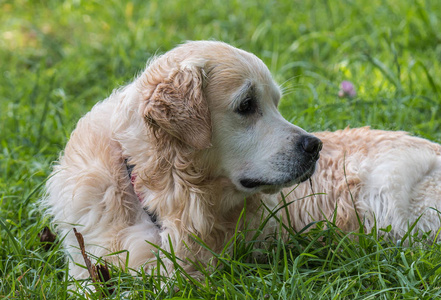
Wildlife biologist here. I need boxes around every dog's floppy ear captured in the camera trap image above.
[144,65,211,150]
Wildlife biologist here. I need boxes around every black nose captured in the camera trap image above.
[301,135,323,155]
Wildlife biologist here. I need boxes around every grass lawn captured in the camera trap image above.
[1,0,441,298]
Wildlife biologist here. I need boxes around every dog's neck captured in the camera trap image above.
[118,116,267,255]
[126,151,255,236]
[125,159,160,228]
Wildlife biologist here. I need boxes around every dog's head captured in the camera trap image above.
[139,41,322,195]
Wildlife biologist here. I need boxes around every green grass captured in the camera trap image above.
[1,0,441,298]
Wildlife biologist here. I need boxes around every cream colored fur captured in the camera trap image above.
[43,41,319,279]
[283,127,441,238]
[44,41,441,281]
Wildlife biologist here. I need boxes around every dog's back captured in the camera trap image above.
[282,127,441,238]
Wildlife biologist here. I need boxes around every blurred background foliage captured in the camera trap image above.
[2,0,440,139]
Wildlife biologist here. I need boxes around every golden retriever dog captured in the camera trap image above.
[44,41,441,281]
[44,41,322,279]
[282,127,441,238]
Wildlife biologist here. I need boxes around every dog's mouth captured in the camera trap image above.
[239,161,317,194]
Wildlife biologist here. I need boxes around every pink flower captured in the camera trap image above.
[338,80,356,98]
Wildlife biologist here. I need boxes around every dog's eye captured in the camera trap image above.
[236,97,256,115]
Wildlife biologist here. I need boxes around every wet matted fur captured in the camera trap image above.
[43,41,322,279]
[282,127,441,238]
[44,41,441,280]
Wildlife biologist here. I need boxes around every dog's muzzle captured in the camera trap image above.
[239,135,322,191]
